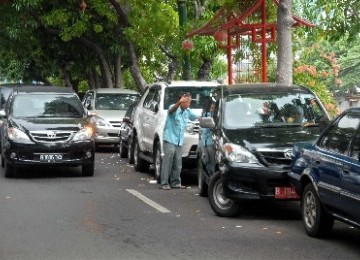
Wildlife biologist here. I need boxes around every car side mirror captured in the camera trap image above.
[199,117,215,128]
[123,116,131,123]
[87,111,96,117]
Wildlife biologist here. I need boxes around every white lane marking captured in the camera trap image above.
[126,189,171,213]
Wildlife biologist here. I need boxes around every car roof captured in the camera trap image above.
[89,88,140,94]
[218,83,315,95]
[12,86,76,94]
[163,80,220,87]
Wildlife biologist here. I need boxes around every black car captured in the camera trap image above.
[0,86,95,177]
[118,102,137,163]
[198,83,330,217]
[289,107,360,237]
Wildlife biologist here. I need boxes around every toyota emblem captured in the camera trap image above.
[284,149,293,159]
[47,131,57,138]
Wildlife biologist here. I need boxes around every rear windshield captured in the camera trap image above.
[223,92,326,129]
[164,87,213,109]
[95,93,140,110]
[11,94,85,118]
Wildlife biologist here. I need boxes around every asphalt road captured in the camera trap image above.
[0,146,359,260]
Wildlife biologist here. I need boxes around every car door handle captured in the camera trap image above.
[343,165,351,174]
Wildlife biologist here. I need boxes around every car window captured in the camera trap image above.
[95,93,139,110]
[143,88,156,110]
[318,112,360,155]
[164,86,213,110]
[11,94,85,118]
[222,93,326,129]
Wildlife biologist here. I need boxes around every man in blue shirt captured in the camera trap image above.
[160,92,197,190]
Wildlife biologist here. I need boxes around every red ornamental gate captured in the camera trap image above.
[186,0,314,84]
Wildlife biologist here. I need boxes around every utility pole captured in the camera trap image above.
[177,0,190,80]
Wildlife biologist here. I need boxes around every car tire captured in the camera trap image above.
[208,171,240,217]
[301,183,334,237]
[119,138,127,158]
[134,137,150,172]
[82,163,95,177]
[128,138,134,164]
[198,157,208,197]
[154,142,161,183]
[1,155,4,168]
[5,162,16,178]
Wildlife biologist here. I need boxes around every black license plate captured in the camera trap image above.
[38,154,63,162]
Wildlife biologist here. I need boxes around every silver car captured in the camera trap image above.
[82,88,140,146]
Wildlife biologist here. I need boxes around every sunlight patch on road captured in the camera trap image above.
[126,189,171,213]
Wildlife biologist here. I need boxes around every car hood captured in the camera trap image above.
[9,117,89,132]
[93,109,126,121]
[223,127,320,151]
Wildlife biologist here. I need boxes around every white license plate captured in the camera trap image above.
[39,154,63,162]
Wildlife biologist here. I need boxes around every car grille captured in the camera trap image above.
[29,130,75,143]
[109,121,122,127]
[257,150,292,166]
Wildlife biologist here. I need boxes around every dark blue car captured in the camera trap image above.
[289,107,360,237]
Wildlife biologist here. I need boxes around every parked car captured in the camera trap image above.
[288,107,360,237]
[131,80,219,181]
[119,101,138,163]
[0,86,95,178]
[82,88,141,147]
[198,83,330,217]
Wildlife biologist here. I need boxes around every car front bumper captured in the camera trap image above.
[3,140,95,167]
[94,126,120,144]
[221,163,293,200]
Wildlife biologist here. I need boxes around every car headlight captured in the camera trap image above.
[222,143,260,164]
[186,121,199,134]
[92,116,111,127]
[7,127,33,143]
[73,126,94,141]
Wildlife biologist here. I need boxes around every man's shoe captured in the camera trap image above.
[159,185,171,190]
[171,185,186,189]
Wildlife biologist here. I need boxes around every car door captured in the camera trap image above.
[340,112,360,222]
[316,112,359,211]
[137,86,156,152]
[142,85,161,152]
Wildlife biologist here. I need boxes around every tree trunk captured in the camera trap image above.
[197,58,212,80]
[126,41,147,92]
[276,0,295,84]
[114,54,123,88]
[80,38,113,88]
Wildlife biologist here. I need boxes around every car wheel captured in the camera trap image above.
[302,183,334,237]
[1,155,4,168]
[208,171,240,217]
[5,162,16,178]
[128,138,134,164]
[134,137,150,172]
[154,142,161,183]
[82,163,95,177]
[198,157,208,197]
[119,138,127,158]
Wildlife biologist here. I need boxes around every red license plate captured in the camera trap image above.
[275,187,300,199]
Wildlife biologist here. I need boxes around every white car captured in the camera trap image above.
[131,80,219,181]
[82,88,140,146]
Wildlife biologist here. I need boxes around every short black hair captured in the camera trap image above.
[178,92,192,100]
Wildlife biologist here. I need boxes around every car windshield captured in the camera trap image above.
[164,87,213,109]
[223,92,326,129]
[95,93,139,110]
[11,94,85,118]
